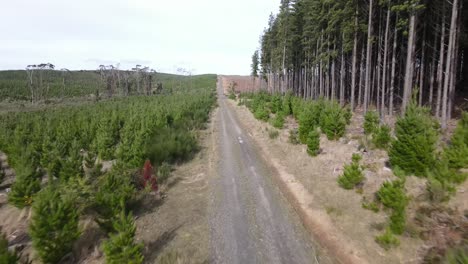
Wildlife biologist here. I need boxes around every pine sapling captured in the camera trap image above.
[389,103,438,176]
[364,111,379,135]
[320,102,347,140]
[102,211,144,264]
[443,112,468,170]
[8,168,41,208]
[0,228,19,264]
[306,129,320,156]
[338,154,364,189]
[30,186,80,263]
[373,125,392,150]
[376,180,408,235]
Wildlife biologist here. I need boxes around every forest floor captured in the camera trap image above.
[221,75,468,263]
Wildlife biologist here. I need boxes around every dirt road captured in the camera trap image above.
[209,77,323,264]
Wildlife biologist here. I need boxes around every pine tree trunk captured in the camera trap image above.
[402,8,417,115]
[448,7,461,120]
[436,11,446,119]
[429,25,438,108]
[364,0,374,113]
[376,17,383,114]
[340,43,345,106]
[442,0,459,129]
[389,13,398,116]
[331,46,336,101]
[351,9,359,110]
[381,7,391,118]
[359,45,365,108]
[418,29,426,106]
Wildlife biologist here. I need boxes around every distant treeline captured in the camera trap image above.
[0,69,212,102]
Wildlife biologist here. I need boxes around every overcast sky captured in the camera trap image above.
[0,0,279,75]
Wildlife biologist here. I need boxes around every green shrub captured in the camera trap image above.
[94,168,136,232]
[320,102,347,140]
[288,129,300,145]
[8,167,41,208]
[389,103,438,176]
[430,159,466,185]
[147,128,198,165]
[30,186,80,264]
[228,90,236,100]
[389,209,406,235]
[343,107,353,125]
[102,211,144,264]
[426,177,453,203]
[338,154,364,189]
[0,229,19,264]
[444,245,468,264]
[268,129,279,139]
[158,162,171,184]
[364,111,379,135]
[376,180,408,234]
[254,107,269,121]
[373,125,392,149]
[443,112,468,170]
[270,94,282,114]
[392,166,406,179]
[271,113,285,129]
[282,93,292,115]
[376,180,407,211]
[291,96,304,118]
[306,130,320,156]
[375,228,400,250]
[362,201,380,212]
[298,102,321,143]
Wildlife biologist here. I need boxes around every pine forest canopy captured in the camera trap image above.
[253,0,468,129]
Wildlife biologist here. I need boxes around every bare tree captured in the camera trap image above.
[60,68,70,99]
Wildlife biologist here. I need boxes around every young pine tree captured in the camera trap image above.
[94,168,136,233]
[102,211,144,264]
[298,108,317,144]
[30,186,80,263]
[364,111,379,135]
[373,125,392,150]
[0,229,19,264]
[389,103,438,176]
[376,180,408,234]
[306,129,320,156]
[8,163,41,208]
[338,154,364,189]
[320,102,347,140]
[443,112,468,170]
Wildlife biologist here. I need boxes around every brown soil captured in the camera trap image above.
[221,76,468,263]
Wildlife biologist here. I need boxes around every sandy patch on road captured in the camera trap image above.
[225,99,425,264]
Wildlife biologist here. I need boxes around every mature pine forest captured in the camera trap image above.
[254,0,467,129]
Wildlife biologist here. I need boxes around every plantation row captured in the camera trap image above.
[237,92,467,253]
[0,77,216,263]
